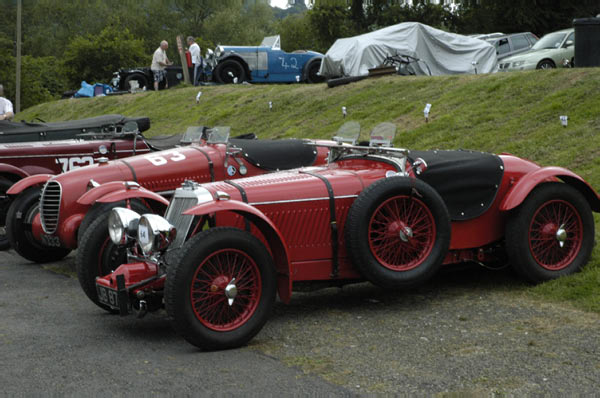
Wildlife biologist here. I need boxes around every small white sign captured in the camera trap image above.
[560,115,568,127]
[424,103,432,121]
[296,75,300,82]
[268,101,273,110]
[195,91,202,103]
[342,106,347,118]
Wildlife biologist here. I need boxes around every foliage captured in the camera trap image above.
[0,32,68,110]
[456,0,600,36]
[307,5,357,53]
[62,24,148,88]
[203,3,276,47]
[277,13,319,52]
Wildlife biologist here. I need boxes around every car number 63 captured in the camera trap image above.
[145,151,186,166]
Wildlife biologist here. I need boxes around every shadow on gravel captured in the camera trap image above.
[271,263,527,321]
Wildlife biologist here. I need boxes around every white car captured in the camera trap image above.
[499,28,574,71]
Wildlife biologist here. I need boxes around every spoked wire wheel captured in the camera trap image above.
[345,177,450,288]
[166,227,276,350]
[506,182,594,283]
[190,248,261,331]
[368,195,436,271]
[528,199,582,271]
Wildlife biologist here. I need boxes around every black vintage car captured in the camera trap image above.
[111,66,195,91]
[0,115,150,144]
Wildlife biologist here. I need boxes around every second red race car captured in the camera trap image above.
[6,123,366,306]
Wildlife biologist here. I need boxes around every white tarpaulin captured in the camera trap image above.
[320,22,498,77]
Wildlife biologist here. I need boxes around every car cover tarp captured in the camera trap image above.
[231,138,317,171]
[0,115,150,144]
[320,22,498,78]
[408,149,504,221]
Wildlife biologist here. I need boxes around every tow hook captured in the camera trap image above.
[135,300,148,318]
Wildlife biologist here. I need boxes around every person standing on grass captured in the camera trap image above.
[0,84,14,121]
[151,40,173,91]
[187,36,202,86]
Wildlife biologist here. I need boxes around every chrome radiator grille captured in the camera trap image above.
[40,181,62,234]
[164,196,198,249]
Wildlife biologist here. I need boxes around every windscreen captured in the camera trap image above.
[206,126,231,144]
[333,121,361,144]
[532,32,567,50]
[370,122,397,147]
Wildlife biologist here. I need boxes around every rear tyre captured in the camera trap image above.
[306,60,325,83]
[6,187,71,262]
[536,60,555,69]
[505,182,594,283]
[123,73,148,91]
[166,227,276,350]
[345,177,451,288]
[0,176,15,250]
[215,59,246,84]
[76,200,150,311]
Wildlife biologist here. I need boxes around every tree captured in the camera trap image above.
[63,24,148,88]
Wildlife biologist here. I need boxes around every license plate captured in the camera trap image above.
[41,234,61,247]
[97,285,119,310]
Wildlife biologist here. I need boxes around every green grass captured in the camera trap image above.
[17,68,600,313]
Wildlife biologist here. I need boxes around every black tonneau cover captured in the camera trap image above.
[230,138,317,171]
[0,115,150,144]
[409,150,504,221]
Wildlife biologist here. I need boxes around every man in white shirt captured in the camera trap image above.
[151,41,173,91]
[187,36,202,86]
[0,84,14,121]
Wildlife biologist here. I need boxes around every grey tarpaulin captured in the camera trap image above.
[320,22,498,78]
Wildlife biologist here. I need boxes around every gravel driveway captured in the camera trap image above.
[1,250,598,395]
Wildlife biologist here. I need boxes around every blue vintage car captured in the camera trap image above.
[204,36,324,84]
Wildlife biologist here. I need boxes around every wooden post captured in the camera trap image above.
[15,0,22,113]
[176,35,191,84]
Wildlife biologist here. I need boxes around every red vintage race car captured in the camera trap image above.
[6,124,365,288]
[94,138,599,350]
[0,117,166,250]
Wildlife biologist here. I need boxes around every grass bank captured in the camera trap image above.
[18,68,600,313]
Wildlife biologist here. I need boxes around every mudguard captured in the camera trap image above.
[184,199,292,303]
[500,166,600,212]
[77,181,169,206]
[6,174,52,195]
[0,163,29,180]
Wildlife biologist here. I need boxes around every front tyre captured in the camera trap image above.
[0,176,15,250]
[76,201,149,311]
[166,227,276,350]
[215,59,246,84]
[345,177,451,288]
[536,60,555,69]
[6,186,71,263]
[506,182,594,283]
[306,60,325,83]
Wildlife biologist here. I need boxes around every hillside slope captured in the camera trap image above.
[18,68,600,311]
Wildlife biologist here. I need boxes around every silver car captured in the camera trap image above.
[499,28,575,71]
[484,32,539,60]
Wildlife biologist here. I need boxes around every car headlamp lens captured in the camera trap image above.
[137,214,176,256]
[215,46,223,58]
[512,61,525,67]
[108,207,141,245]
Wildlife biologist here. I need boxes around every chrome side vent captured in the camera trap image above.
[164,196,198,249]
[40,181,62,234]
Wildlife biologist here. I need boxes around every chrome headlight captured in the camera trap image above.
[215,46,223,58]
[512,61,525,67]
[108,207,141,245]
[137,214,176,256]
